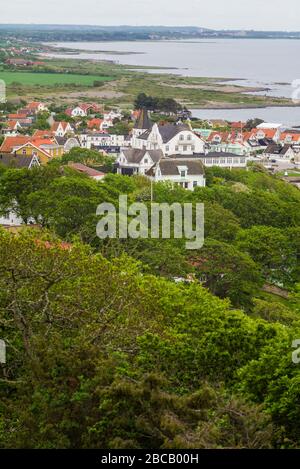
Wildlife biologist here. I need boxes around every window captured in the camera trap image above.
[180,170,186,178]
[220,158,226,164]
[193,181,198,188]
[183,145,187,151]
[187,134,192,141]
[165,146,169,152]
[227,158,233,164]
[240,157,246,164]
[175,145,179,152]
[233,158,239,164]
[184,182,189,189]
[179,135,184,141]
[22,149,26,155]
[144,158,148,164]
[213,159,219,164]
[191,145,195,151]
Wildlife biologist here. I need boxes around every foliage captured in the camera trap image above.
[134,93,182,113]
[0,166,300,448]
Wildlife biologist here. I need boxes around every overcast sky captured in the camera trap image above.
[1,0,300,30]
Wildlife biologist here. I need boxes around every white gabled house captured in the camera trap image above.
[117,149,164,175]
[133,122,205,156]
[51,121,74,137]
[146,158,206,191]
[131,109,205,156]
[264,144,296,161]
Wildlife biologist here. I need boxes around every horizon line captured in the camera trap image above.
[0,23,300,33]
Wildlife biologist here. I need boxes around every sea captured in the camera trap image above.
[46,39,300,126]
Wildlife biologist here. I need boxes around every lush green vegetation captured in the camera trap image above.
[0,71,114,86]
[0,161,300,448]
[0,43,293,108]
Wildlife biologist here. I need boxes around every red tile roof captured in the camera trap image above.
[26,101,42,109]
[32,130,55,139]
[68,163,105,178]
[0,136,31,152]
[280,132,300,142]
[0,135,56,153]
[251,128,278,139]
[87,118,103,129]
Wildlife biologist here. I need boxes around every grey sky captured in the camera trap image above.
[1,0,300,30]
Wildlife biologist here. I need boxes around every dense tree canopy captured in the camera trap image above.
[0,164,300,448]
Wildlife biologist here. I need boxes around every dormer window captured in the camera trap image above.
[178,165,188,178]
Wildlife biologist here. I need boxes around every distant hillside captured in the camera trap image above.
[0,24,300,41]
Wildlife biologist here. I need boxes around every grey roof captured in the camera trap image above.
[55,136,80,146]
[138,123,191,143]
[122,149,163,164]
[158,123,190,143]
[0,153,37,168]
[265,144,292,155]
[147,158,205,177]
[134,108,152,130]
[165,153,205,159]
[138,129,152,140]
[204,152,243,158]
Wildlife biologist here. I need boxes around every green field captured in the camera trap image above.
[0,71,114,86]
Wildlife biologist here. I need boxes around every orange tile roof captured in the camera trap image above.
[8,114,28,119]
[251,128,278,139]
[32,130,55,139]
[26,101,41,109]
[280,132,300,142]
[0,136,31,153]
[5,120,19,130]
[87,118,103,129]
[0,136,56,153]
[31,138,55,147]
[207,131,232,143]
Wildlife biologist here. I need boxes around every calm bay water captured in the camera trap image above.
[192,107,300,127]
[47,39,300,125]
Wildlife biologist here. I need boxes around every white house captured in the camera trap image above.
[133,122,205,156]
[0,210,24,228]
[117,149,163,175]
[79,132,112,149]
[79,132,130,150]
[70,106,87,117]
[131,109,205,156]
[264,144,296,161]
[55,136,81,153]
[200,152,248,168]
[51,121,74,137]
[146,158,206,191]
[26,102,49,114]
